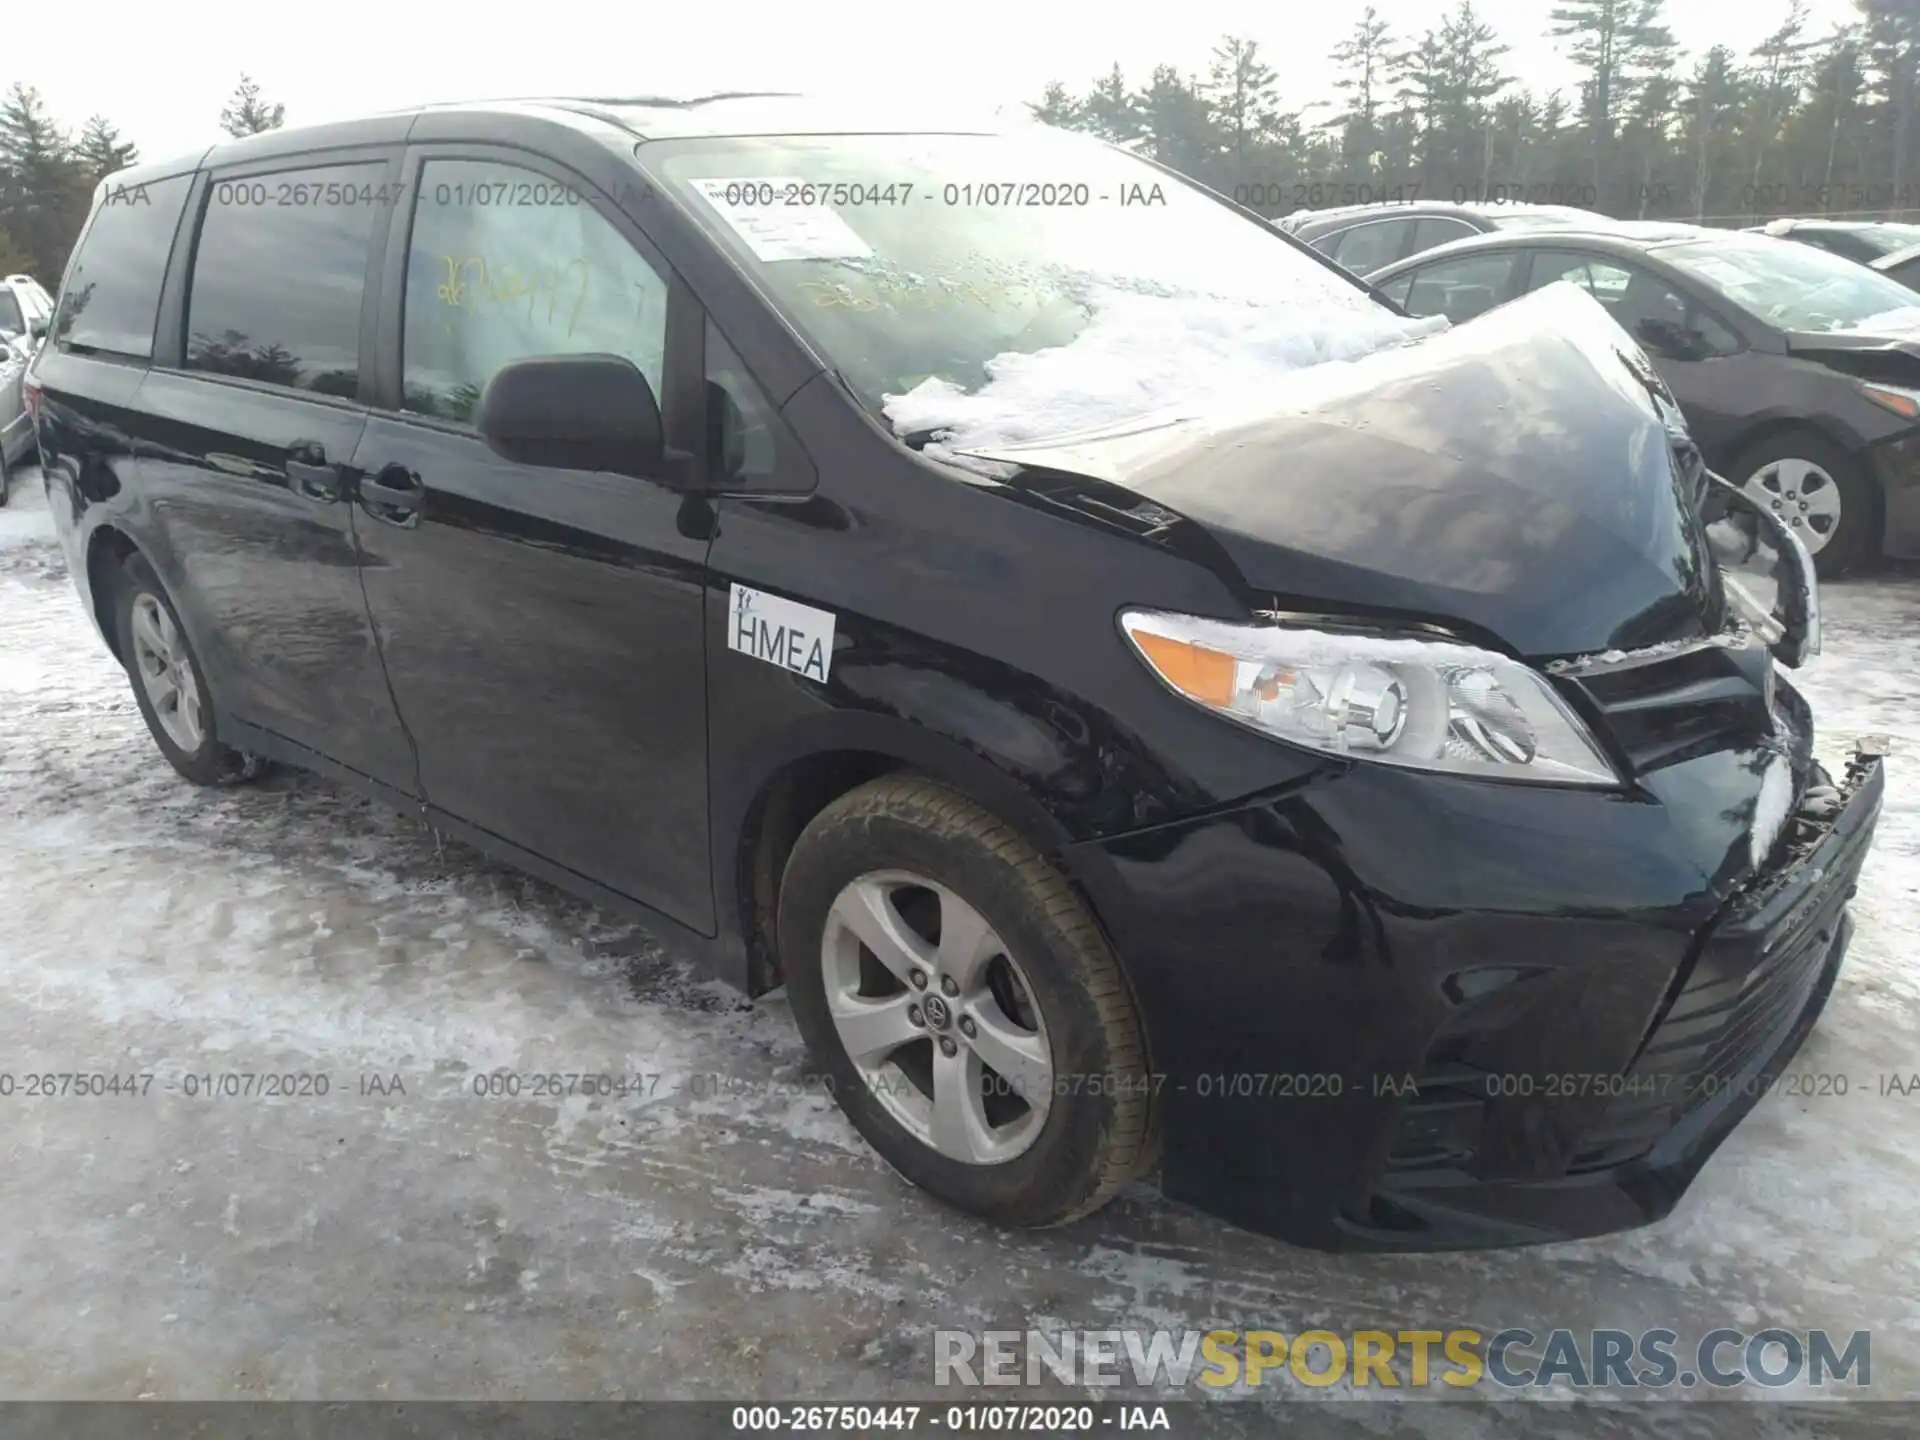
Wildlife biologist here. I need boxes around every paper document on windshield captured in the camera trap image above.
[690,178,874,263]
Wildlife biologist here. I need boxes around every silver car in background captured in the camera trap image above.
[0,273,55,504]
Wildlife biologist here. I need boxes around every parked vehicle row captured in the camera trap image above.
[1278,199,1616,276]
[1362,223,1920,575]
[1744,217,1920,265]
[0,273,55,504]
[23,99,1884,1254]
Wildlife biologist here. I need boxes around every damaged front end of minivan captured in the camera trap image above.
[959,284,1885,1250]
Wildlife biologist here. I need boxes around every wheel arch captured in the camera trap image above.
[723,714,1094,998]
[85,523,141,664]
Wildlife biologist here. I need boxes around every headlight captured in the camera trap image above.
[1120,609,1621,787]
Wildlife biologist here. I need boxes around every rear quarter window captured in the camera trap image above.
[53,173,194,359]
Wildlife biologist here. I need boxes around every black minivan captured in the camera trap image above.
[29,95,1884,1252]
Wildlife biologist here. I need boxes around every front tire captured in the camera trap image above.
[1732,430,1875,577]
[111,552,267,786]
[779,775,1156,1229]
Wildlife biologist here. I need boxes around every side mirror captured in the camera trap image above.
[28,315,47,342]
[473,354,691,484]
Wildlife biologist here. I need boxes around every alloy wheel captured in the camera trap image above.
[1743,457,1842,555]
[129,593,206,752]
[820,869,1054,1165]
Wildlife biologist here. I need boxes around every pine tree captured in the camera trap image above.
[1328,8,1396,180]
[1134,67,1216,176]
[0,224,33,275]
[1204,38,1282,169]
[0,83,87,281]
[1031,82,1083,129]
[219,74,286,137]
[1080,65,1143,143]
[1856,0,1919,214]
[1438,0,1512,194]
[1550,0,1676,195]
[1683,47,1745,219]
[73,116,139,183]
[1745,3,1819,203]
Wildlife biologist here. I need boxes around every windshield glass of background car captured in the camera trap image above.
[644,131,1402,417]
[1855,223,1920,256]
[1661,237,1920,331]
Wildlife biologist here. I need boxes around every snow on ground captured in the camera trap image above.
[0,470,1917,1429]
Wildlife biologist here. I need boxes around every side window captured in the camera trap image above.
[1410,217,1477,254]
[0,289,21,336]
[402,159,669,425]
[1686,307,1743,357]
[705,320,814,493]
[1527,250,1603,297]
[184,163,386,397]
[1888,256,1920,292]
[1531,251,1732,360]
[1376,272,1416,306]
[54,172,194,358]
[1334,219,1412,275]
[1309,230,1343,257]
[1399,252,1522,323]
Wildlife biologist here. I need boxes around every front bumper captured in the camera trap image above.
[1062,722,1884,1252]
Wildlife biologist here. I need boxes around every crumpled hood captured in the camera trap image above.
[959,283,1720,661]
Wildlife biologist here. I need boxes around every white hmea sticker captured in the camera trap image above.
[729,584,837,683]
[690,178,874,263]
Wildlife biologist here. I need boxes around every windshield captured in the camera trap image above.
[1843,223,1920,256]
[644,130,1438,448]
[1659,236,1920,332]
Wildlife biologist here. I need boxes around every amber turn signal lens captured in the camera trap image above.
[1860,383,1920,420]
[1129,629,1237,706]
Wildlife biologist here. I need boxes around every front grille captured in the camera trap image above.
[1565,643,1774,775]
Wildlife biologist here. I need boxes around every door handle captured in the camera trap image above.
[286,457,344,502]
[360,464,425,527]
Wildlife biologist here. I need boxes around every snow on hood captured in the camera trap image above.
[880,285,1448,471]
[1836,305,1920,335]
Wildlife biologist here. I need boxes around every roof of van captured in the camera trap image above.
[107,93,1029,187]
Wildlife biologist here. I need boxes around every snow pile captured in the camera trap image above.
[881,285,1446,462]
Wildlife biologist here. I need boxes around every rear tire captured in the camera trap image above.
[1731,429,1875,578]
[779,774,1156,1229]
[111,552,268,786]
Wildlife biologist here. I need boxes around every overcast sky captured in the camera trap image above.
[4,0,1863,164]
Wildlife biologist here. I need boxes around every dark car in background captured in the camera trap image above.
[1372,225,1920,574]
[1280,200,1615,277]
[1874,242,1920,293]
[26,97,1879,1254]
[1746,217,1920,265]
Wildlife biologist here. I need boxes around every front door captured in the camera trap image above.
[1520,250,1749,460]
[349,149,715,931]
